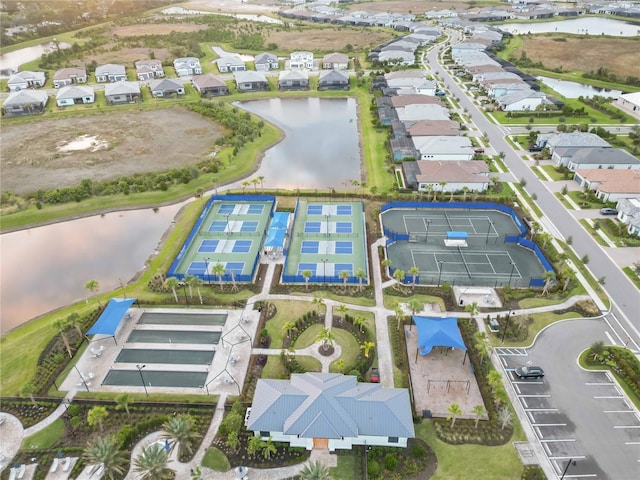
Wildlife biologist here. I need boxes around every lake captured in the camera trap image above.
[236,97,362,190]
[537,76,623,99]
[0,41,70,77]
[498,17,640,36]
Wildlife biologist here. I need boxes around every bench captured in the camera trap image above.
[50,458,59,473]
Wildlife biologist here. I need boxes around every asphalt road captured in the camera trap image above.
[426,38,640,347]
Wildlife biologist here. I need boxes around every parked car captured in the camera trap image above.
[514,365,544,379]
[370,367,380,383]
[528,145,542,152]
[435,90,446,96]
[474,148,485,154]
[600,208,618,216]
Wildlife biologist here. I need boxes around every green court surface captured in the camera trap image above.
[381,208,546,287]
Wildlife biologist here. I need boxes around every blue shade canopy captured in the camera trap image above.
[271,212,289,229]
[414,316,466,355]
[87,298,136,336]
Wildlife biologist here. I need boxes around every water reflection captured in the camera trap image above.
[0,205,182,333]
[0,41,70,77]
[236,97,361,190]
[499,17,640,36]
[538,76,622,99]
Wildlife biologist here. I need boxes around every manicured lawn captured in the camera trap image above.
[201,447,230,472]
[491,311,581,348]
[383,293,446,312]
[264,300,318,349]
[579,219,609,246]
[334,308,376,339]
[21,418,65,449]
[262,355,287,380]
[541,165,568,181]
[622,266,640,289]
[295,355,322,372]
[294,324,324,349]
[291,290,376,307]
[327,329,361,372]
[330,454,356,480]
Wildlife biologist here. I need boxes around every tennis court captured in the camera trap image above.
[168,195,275,283]
[381,205,548,288]
[283,200,369,284]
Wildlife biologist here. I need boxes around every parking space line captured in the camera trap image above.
[534,426,544,439]
[514,383,521,394]
[625,442,640,445]
[521,398,528,408]
[550,455,586,460]
[514,381,544,384]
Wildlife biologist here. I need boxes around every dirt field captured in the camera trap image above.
[0,108,223,195]
[183,0,278,13]
[264,28,395,52]
[347,0,472,14]
[111,23,210,37]
[521,35,640,78]
[81,47,174,67]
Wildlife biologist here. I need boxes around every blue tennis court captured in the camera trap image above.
[198,240,219,253]
[240,221,258,232]
[187,261,208,275]
[335,263,353,274]
[208,221,227,232]
[225,262,244,274]
[301,240,320,254]
[218,204,235,214]
[335,241,353,254]
[248,205,264,214]
[304,222,322,233]
[337,205,352,215]
[336,222,352,233]
[297,263,319,275]
[307,205,323,215]
[232,240,252,253]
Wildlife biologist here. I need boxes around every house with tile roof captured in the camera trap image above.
[574,169,640,202]
[254,52,279,71]
[53,67,87,88]
[537,132,611,155]
[8,71,46,91]
[173,57,202,76]
[247,373,414,451]
[554,147,640,171]
[278,70,309,91]
[322,52,349,70]
[191,74,229,97]
[233,71,268,92]
[402,160,490,192]
[216,55,246,73]
[149,78,185,97]
[318,69,349,90]
[290,51,314,70]
[412,136,475,161]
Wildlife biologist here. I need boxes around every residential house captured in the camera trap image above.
[278,70,309,91]
[254,52,279,71]
[53,67,87,88]
[485,81,530,98]
[247,373,414,451]
[497,89,546,111]
[412,136,475,161]
[616,198,640,236]
[290,51,314,70]
[173,57,202,76]
[390,95,443,107]
[559,147,640,172]
[386,77,435,96]
[377,49,415,66]
[397,104,450,122]
[405,119,460,137]
[216,55,246,73]
[149,78,185,97]
[104,81,141,104]
[7,71,46,91]
[192,74,229,97]
[56,85,95,106]
[318,69,350,90]
[402,160,490,192]
[614,92,640,121]
[391,137,418,161]
[234,71,269,92]
[322,52,349,70]
[574,169,640,202]
[1,89,49,116]
[537,132,611,155]
[135,59,165,80]
[95,64,127,83]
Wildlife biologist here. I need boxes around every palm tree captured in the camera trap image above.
[447,403,462,428]
[115,393,131,417]
[354,268,366,291]
[336,304,348,319]
[183,274,196,299]
[360,341,375,358]
[87,406,109,432]
[317,328,335,352]
[247,435,263,456]
[395,304,404,330]
[312,296,324,314]
[251,178,260,191]
[408,266,420,289]
[162,414,201,458]
[258,175,265,191]
[283,321,296,339]
[83,435,128,480]
[381,258,392,273]
[302,269,312,290]
[487,370,503,394]
[54,319,73,358]
[438,181,447,200]
[85,279,102,307]
[226,430,240,452]
[338,270,351,288]
[393,268,405,289]
[133,443,174,480]
[261,436,276,460]
[472,405,486,429]
[353,315,366,333]
[241,180,250,193]
[336,359,345,373]
[190,276,204,304]
[465,302,480,321]
[164,277,179,303]
[67,312,83,338]
[462,186,470,202]
[212,263,226,291]
[474,331,490,365]
[541,271,556,296]
[299,460,331,480]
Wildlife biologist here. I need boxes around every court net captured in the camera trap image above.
[458,246,471,277]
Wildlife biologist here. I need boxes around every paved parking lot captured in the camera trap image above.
[497,344,640,479]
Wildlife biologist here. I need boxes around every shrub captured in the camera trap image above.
[384,453,398,471]
[411,443,426,459]
[368,459,381,476]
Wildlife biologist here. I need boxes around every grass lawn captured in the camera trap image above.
[262,355,287,380]
[415,421,523,480]
[540,165,568,181]
[201,446,230,472]
[330,454,355,480]
[295,355,322,372]
[334,308,376,339]
[291,289,376,307]
[578,219,609,246]
[21,418,65,449]
[294,324,324,349]
[328,329,361,372]
[264,300,318,349]
[622,266,640,289]
[491,311,581,348]
[383,293,446,312]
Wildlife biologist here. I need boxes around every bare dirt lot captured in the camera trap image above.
[523,35,640,78]
[347,0,472,14]
[264,27,395,52]
[0,108,223,195]
[110,23,210,37]
[78,47,174,67]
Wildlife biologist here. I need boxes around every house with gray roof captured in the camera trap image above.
[322,52,349,70]
[192,74,228,97]
[377,50,415,66]
[538,132,611,155]
[616,198,640,236]
[562,148,640,172]
[173,57,202,76]
[278,70,309,91]
[290,51,314,70]
[8,71,46,91]
[95,63,127,83]
[412,136,475,161]
[397,104,450,122]
[247,373,414,451]
[149,78,185,97]
[104,81,141,104]
[387,77,436,96]
[135,59,165,80]
[254,52,279,71]
[53,67,87,88]
[2,89,49,116]
[318,69,349,90]
[56,85,95,106]
[234,71,268,92]
[497,89,546,111]
[216,55,246,73]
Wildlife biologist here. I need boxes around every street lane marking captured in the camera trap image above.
[614,425,640,429]
[594,396,623,399]
[525,408,558,411]
[604,330,618,346]
[603,317,625,345]
[532,423,567,427]
[540,439,575,442]
[603,410,634,413]
[585,383,614,386]
[519,394,551,397]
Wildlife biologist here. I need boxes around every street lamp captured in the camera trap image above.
[321,258,328,284]
[486,219,494,244]
[560,459,576,479]
[508,262,516,287]
[425,219,432,243]
[437,261,445,287]
[136,364,148,397]
[501,311,515,344]
[224,213,231,236]
[203,257,211,285]
[324,214,330,237]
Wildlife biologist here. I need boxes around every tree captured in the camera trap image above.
[393,268,405,289]
[590,340,605,360]
[21,382,38,407]
[465,302,480,320]
[67,312,83,339]
[355,268,367,291]
[258,175,265,191]
[438,181,447,200]
[87,406,109,432]
[566,235,573,246]
[360,341,375,358]
[115,393,131,417]
[336,359,345,373]
[190,275,204,304]
[54,318,73,358]
[408,266,420,289]
[162,414,200,458]
[541,271,556,296]
[447,403,462,428]
[212,263,226,291]
[498,405,513,430]
[353,315,366,333]
[381,258,392,272]
[339,270,351,288]
[283,321,296,339]
[261,436,276,460]
[317,328,335,352]
[83,435,128,480]
[474,331,490,365]
[299,460,332,480]
[183,274,196,299]
[133,443,174,480]
[408,299,423,319]
[164,277,180,303]
[337,304,348,319]
[302,269,312,290]
[247,435,263,456]
[581,254,590,265]
[395,304,404,330]
[312,296,324,314]
[472,404,486,429]
[487,370,503,394]
[462,186,470,202]
[85,279,102,307]
[226,430,240,452]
